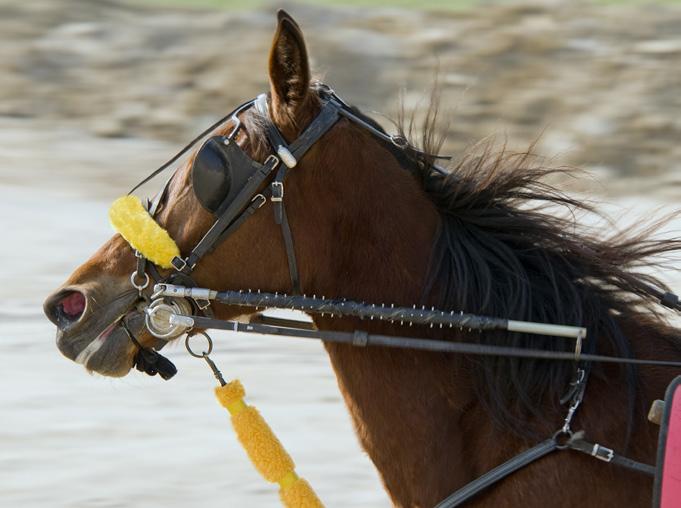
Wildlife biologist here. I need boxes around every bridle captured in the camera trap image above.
[115,82,681,507]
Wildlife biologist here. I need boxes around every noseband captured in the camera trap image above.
[109,83,681,507]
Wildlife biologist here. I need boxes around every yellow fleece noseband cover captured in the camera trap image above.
[108,195,180,269]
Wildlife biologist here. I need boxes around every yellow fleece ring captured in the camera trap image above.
[108,195,180,269]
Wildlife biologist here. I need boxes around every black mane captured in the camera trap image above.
[354,97,681,437]
[249,89,681,436]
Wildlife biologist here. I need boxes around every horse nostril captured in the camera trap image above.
[44,290,87,329]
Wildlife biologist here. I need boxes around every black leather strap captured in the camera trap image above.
[439,440,559,508]
[181,156,280,271]
[567,433,656,477]
[128,98,255,195]
[288,101,340,160]
[279,204,300,294]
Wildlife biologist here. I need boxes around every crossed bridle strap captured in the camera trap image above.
[172,97,342,294]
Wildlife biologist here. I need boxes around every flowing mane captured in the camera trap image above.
[385,100,681,436]
[45,12,681,505]
[280,91,681,437]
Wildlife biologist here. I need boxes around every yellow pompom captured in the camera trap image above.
[108,195,180,269]
[279,478,325,508]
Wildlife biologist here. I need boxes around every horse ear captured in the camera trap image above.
[268,10,311,132]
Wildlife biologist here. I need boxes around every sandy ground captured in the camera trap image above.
[3,1,681,507]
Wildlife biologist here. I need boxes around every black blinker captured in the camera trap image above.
[192,137,233,213]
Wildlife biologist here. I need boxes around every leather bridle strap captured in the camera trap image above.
[127,99,255,196]
[288,101,341,160]
[173,155,280,272]
[251,98,342,294]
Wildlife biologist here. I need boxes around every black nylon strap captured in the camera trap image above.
[434,439,559,508]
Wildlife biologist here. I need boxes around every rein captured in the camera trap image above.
[109,83,681,507]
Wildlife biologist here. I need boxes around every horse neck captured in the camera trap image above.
[286,140,490,504]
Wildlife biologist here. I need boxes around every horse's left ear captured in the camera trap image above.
[268,10,311,135]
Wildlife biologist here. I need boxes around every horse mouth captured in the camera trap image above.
[55,291,143,377]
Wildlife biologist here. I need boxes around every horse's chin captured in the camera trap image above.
[55,302,144,378]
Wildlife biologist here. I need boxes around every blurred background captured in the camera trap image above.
[2,0,681,507]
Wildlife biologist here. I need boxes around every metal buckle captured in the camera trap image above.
[251,193,267,208]
[591,444,615,462]
[271,181,284,202]
[171,256,188,272]
[264,154,280,168]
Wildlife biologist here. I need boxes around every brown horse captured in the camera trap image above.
[44,10,681,508]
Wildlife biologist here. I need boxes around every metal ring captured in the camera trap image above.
[130,271,150,291]
[185,331,213,358]
[390,134,409,149]
[552,429,574,450]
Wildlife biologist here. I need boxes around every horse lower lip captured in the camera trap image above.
[73,320,120,365]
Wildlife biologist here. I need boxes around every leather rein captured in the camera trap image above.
[118,83,681,507]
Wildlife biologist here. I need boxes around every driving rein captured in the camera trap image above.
[115,83,681,507]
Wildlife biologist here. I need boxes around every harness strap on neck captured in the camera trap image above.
[434,439,559,508]
[566,432,655,476]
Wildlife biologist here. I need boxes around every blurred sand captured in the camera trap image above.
[2,1,681,507]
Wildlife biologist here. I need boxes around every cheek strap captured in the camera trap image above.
[108,195,180,269]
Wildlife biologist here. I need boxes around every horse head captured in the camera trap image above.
[43,10,437,378]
